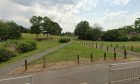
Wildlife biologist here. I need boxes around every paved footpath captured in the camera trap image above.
[0,42,71,76]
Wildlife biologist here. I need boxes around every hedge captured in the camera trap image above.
[0,48,16,62]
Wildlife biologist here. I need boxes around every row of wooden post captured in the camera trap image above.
[24,49,127,70]
[80,42,134,51]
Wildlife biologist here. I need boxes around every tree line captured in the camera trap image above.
[74,18,140,41]
[30,16,62,39]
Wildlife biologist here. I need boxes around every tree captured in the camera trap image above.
[42,17,62,38]
[30,16,43,39]
[0,20,21,40]
[134,18,140,33]
[74,21,91,39]
[103,29,128,41]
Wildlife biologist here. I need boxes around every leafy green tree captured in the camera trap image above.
[30,16,43,39]
[0,20,21,40]
[134,18,140,33]
[74,21,91,39]
[103,29,128,41]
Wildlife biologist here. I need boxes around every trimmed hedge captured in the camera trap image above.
[4,40,37,53]
[17,41,36,53]
[59,38,70,43]
[0,48,16,62]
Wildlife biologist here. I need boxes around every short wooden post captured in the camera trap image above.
[116,44,118,48]
[124,49,127,59]
[25,59,28,70]
[77,55,80,64]
[91,54,93,62]
[107,46,108,51]
[43,58,46,68]
[114,52,116,60]
[110,44,112,47]
[100,44,102,49]
[114,48,116,53]
[104,53,106,60]
[96,43,97,48]
[123,45,125,49]
[131,46,134,51]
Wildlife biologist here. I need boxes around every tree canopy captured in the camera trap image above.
[29,16,62,39]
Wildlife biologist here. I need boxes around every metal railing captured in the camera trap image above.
[0,75,32,84]
[109,61,140,84]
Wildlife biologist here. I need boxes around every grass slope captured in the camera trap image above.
[30,41,118,65]
[0,33,63,68]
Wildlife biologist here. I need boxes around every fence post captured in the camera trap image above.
[116,44,118,48]
[25,59,28,70]
[96,43,97,48]
[43,58,46,68]
[114,52,116,60]
[124,49,127,59]
[91,54,93,62]
[100,44,102,49]
[114,48,116,53]
[107,46,108,51]
[104,52,106,60]
[110,44,112,47]
[131,46,134,51]
[77,55,80,64]
[123,45,125,49]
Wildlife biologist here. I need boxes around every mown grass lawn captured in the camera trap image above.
[30,40,118,65]
[92,41,140,53]
[0,33,63,68]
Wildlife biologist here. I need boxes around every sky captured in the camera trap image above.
[0,0,140,32]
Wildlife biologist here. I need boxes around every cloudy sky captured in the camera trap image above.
[0,0,140,32]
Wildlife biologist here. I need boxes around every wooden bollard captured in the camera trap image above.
[25,59,28,70]
[124,49,127,59]
[123,45,125,49]
[43,58,46,68]
[107,46,108,51]
[96,43,97,48]
[91,54,93,62]
[100,45,102,49]
[116,44,118,48]
[131,46,134,51]
[104,53,106,60]
[114,48,116,53]
[77,55,80,64]
[114,52,116,60]
[110,44,112,47]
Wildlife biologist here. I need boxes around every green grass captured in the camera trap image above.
[0,33,63,68]
[30,41,118,65]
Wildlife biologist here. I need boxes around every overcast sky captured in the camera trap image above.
[0,0,140,32]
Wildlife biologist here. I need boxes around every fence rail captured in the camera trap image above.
[109,61,140,84]
[0,75,32,84]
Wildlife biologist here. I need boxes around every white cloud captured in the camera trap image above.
[114,0,130,6]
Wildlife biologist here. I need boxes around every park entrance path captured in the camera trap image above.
[0,42,71,76]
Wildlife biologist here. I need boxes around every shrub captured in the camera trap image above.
[59,38,70,43]
[0,48,16,62]
[17,41,36,53]
[131,35,140,41]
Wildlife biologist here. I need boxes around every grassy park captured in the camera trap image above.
[0,33,63,68]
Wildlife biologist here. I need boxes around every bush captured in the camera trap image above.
[131,35,140,41]
[0,48,16,62]
[17,41,36,53]
[59,38,70,43]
